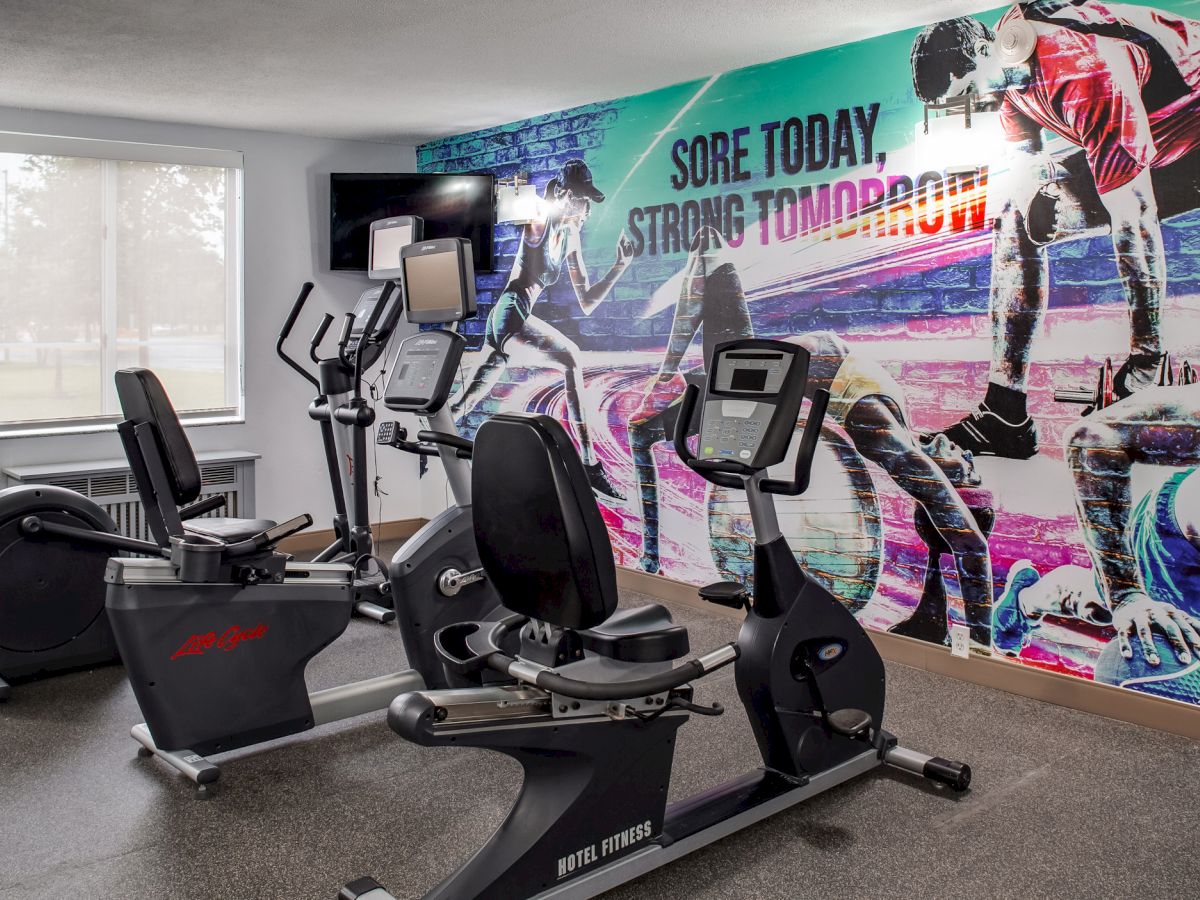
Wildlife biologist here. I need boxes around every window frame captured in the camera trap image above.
[0,132,246,438]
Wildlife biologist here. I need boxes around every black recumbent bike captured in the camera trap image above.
[342,337,970,900]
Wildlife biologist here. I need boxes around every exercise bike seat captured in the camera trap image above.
[578,604,690,663]
[185,517,278,542]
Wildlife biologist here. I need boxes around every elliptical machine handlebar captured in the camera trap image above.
[280,280,403,389]
[672,382,831,496]
[336,313,357,369]
[276,283,319,388]
[310,314,335,364]
[279,282,313,344]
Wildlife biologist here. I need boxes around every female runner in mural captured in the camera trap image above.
[909,2,1200,459]
[628,227,752,574]
[449,158,634,500]
[628,228,995,648]
[994,384,1200,687]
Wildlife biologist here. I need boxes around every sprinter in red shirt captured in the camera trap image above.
[911,1,1200,458]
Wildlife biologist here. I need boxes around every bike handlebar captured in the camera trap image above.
[672,383,830,496]
[761,389,828,496]
[416,430,473,455]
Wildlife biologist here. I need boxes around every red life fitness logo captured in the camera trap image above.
[170,623,269,661]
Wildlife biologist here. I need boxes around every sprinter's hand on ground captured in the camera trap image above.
[1112,594,1200,666]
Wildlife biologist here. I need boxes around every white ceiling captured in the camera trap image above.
[1,0,999,145]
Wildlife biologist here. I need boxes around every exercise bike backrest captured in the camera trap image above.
[107,368,310,559]
[471,412,618,631]
[115,367,207,508]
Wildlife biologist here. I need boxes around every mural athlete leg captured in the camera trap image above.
[450,349,508,421]
[1103,169,1167,399]
[849,401,994,647]
[451,295,526,420]
[629,411,669,573]
[939,205,1044,460]
[508,314,626,501]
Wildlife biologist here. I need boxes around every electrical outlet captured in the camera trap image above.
[950,624,970,659]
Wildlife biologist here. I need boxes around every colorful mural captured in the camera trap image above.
[420,0,1200,707]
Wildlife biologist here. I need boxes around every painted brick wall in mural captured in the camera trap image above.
[422,0,1200,707]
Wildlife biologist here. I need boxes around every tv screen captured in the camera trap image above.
[330,173,494,273]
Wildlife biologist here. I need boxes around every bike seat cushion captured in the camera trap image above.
[185,517,277,542]
[578,604,690,663]
[115,368,203,505]
[472,412,618,631]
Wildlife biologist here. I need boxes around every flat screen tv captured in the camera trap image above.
[330,172,495,273]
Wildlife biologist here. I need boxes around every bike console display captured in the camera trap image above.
[697,339,808,469]
[383,330,465,414]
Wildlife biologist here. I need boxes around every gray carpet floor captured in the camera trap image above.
[2,588,1198,900]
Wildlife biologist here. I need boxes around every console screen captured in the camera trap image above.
[370,223,413,273]
[730,368,768,392]
[404,250,462,314]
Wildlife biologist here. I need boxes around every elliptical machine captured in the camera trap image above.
[0,488,123,702]
[276,216,425,623]
[343,338,970,900]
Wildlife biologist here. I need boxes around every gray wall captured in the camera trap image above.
[0,105,423,527]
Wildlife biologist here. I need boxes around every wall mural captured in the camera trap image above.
[420,0,1200,708]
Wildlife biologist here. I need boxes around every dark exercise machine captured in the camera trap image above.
[68,367,403,796]
[343,337,970,900]
[0,433,254,702]
[91,235,496,795]
[100,230,496,787]
[375,235,505,682]
[0,485,121,702]
[276,216,426,623]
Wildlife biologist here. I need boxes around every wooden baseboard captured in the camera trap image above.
[278,518,427,555]
[617,565,1200,741]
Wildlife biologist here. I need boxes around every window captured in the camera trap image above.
[0,133,243,435]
